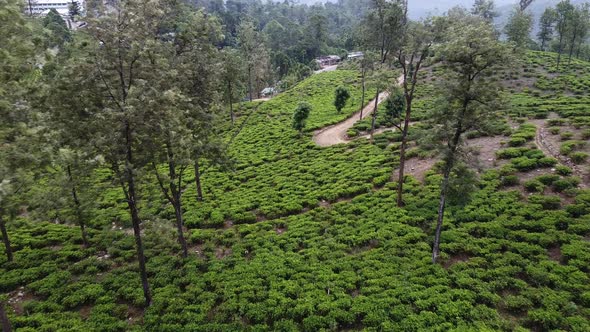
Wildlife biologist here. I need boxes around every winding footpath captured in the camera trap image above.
[313,73,404,147]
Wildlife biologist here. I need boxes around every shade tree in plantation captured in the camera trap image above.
[334,86,350,113]
[51,0,187,306]
[220,48,246,126]
[0,0,38,263]
[361,0,405,142]
[555,0,575,69]
[395,20,435,207]
[293,102,312,135]
[429,18,510,263]
[384,87,405,126]
[566,4,590,64]
[505,7,533,49]
[538,8,557,51]
[238,20,271,101]
[471,0,498,23]
[361,0,405,64]
[357,51,376,120]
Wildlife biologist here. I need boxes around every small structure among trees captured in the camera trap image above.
[315,55,341,67]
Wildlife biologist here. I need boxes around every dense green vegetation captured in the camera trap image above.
[2,0,590,331]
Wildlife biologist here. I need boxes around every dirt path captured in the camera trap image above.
[313,73,404,147]
[530,118,588,188]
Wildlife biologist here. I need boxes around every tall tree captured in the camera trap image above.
[430,19,509,263]
[555,0,575,70]
[220,49,246,126]
[395,20,434,207]
[567,4,590,64]
[150,7,224,257]
[538,8,557,51]
[362,0,404,141]
[505,7,533,49]
[471,0,498,23]
[357,51,376,120]
[362,0,405,64]
[52,0,189,306]
[0,0,37,263]
[238,20,260,101]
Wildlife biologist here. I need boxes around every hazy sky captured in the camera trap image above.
[297,0,523,19]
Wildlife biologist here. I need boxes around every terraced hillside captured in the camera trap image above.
[2,53,590,331]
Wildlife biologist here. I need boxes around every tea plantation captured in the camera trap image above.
[2,55,590,331]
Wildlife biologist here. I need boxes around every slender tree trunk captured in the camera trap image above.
[568,31,577,65]
[124,121,151,307]
[0,299,11,332]
[432,118,463,263]
[360,69,366,120]
[248,66,253,102]
[228,81,234,126]
[173,198,188,258]
[370,90,380,143]
[67,165,89,248]
[557,26,565,70]
[396,101,412,207]
[194,157,203,202]
[0,211,13,263]
[165,142,188,258]
[432,167,450,264]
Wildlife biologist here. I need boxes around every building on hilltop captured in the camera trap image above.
[315,55,341,68]
[347,51,364,60]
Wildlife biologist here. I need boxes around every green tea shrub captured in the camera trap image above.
[501,175,520,187]
[528,195,561,210]
[552,178,579,192]
[524,180,545,193]
[537,157,558,167]
[549,127,560,135]
[555,165,573,176]
[508,137,527,147]
[496,148,527,159]
[560,132,574,140]
[570,152,588,164]
[535,174,560,185]
[512,157,538,171]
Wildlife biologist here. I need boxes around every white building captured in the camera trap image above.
[25,0,83,17]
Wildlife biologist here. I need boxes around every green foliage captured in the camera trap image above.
[292,102,312,133]
[333,86,350,113]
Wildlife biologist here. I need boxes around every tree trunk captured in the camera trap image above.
[228,81,234,126]
[67,165,89,248]
[194,157,203,202]
[0,300,11,332]
[173,199,188,258]
[248,66,253,102]
[124,121,151,307]
[557,25,565,70]
[568,30,577,65]
[165,142,188,258]
[0,211,13,263]
[396,101,412,207]
[370,90,380,143]
[432,168,450,264]
[360,70,366,120]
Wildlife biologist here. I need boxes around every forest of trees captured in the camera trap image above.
[1,0,590,331]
